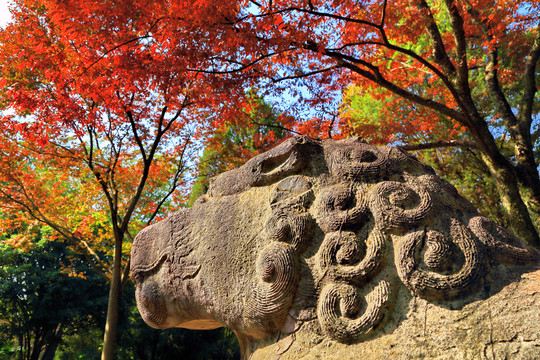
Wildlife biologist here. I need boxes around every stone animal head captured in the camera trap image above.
[130,136,537,357]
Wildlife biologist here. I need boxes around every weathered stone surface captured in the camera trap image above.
[130,136,539,359]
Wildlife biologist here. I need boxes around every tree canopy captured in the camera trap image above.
[0,0,539,358]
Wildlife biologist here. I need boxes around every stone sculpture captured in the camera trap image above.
[131,136,539,359]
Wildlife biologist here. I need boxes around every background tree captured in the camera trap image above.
[0,0,219,358]
[50,0,536,245]
[0,225,108,360]
[211,0,540,246]
[189,91,292,204]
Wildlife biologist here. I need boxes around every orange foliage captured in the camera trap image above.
[1,0,538,249]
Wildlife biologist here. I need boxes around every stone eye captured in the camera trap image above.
[348,149,377,163]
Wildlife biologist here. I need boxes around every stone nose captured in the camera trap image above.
[136,281,167,328]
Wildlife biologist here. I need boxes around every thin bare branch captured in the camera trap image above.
[187,51,278,75]
[120,105,172,234]
[271,66,339,82]
[380,0,388,28]
[147,137,191,224]
[275,6,380,28]
[77,17,163,79]
[126,110,147,162]
[398,139,477,151]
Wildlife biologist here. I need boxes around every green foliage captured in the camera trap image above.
[0,224,240,360]
[56,329,103,360]
[115,283,240,360]
[0,228,108,360]
[188,147,223,206]
[415,148,506,224]
[189,92,289,205]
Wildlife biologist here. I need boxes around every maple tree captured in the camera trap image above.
[81,0,532,245]
[44,0,537,246]
[209,0,540,246]
[0,0,230,358]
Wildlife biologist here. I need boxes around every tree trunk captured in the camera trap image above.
[480,152,540,247]
[101,237,124,360]
[41,326,63,360]
[463,115,540,248]
[511,130,540,222]
[29,329,43,360]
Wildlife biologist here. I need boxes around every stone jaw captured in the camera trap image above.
[131,136,539,359]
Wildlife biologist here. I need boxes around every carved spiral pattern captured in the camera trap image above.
[423,231,453,271]
[317,228,385,286]
[251,242,300,319]
[317,281,390,342]
[265,140,536,345]
[249,175,315,332]
[370,181,432,232]
[266,208,313,250]
[315,180,390,342]
[315,184,369,233]
[468,216,537,264]
[395,219,484,299]
[329,144,393,180]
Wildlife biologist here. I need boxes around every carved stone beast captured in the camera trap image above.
[131,137,539,359]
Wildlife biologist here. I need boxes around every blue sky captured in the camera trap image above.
[0,0,11,28]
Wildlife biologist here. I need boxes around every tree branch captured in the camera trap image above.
[484,49,519,127]
[323,38,474,126]
[465,1,517,127]
[120,105,171,234]
[417,0,457,77]
[0,187,111,282]
[519,24,540,126]
[146,136,191,225]
[442,0,470,93]
[187,51,278,75]
[380,0,388,28]
[271,66,339,82]
[264,6,380,28]
[126,110,147,162]
[325,53,467,123]
[398,139,478,151]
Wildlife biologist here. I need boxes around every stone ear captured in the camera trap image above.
[208,136,321,196]
[252,136,315,186]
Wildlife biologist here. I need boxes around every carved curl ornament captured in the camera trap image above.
[131,136,538,354]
